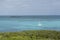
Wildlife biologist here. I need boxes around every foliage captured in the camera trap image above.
[0,30,60,40]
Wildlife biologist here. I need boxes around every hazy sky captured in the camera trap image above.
[0,0,60,15]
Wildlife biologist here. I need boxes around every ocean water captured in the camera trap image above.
[0,15,60,32]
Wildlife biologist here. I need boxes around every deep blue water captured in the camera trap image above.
[0,15,60,32]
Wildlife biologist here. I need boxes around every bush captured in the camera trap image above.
[0,30,60,40]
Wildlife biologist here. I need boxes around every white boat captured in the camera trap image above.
[38,22,42,26]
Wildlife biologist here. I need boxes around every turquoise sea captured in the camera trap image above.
[0,15,60,32]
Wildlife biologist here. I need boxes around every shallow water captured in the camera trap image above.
[0,16,60,32]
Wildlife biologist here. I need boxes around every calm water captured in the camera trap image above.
[0,15,60,32]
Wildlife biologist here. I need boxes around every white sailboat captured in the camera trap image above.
[38,22,42,26]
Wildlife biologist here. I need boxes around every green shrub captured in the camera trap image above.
[0,30,60,40]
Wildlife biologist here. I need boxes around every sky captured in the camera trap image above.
[0,0,60,15]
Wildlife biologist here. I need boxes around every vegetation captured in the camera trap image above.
[0,30,60,40]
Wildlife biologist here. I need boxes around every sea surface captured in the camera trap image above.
[0,15,60,32]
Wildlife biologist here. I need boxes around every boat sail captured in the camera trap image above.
[38,22,42,26]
